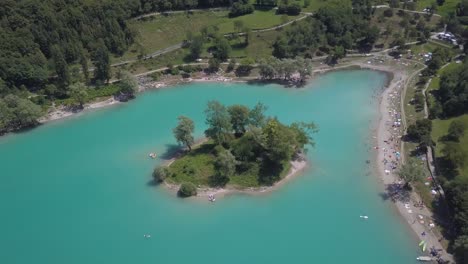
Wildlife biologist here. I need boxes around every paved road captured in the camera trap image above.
[373,5,441,17]
[421,62,452,197]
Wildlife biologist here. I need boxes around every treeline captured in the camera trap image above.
[139,0,231,13]
[0,0,137,92]
[428,60,468,263]
[258,57,312,84]
[272,0,379,60]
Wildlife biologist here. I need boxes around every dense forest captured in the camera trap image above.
[272,0,379,61]
[428,61,468,263]
[0,0,239,134]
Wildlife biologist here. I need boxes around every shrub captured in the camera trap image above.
[153,166,169,183]
[383,9,393,17]
[277,3,301,15]
[178,182,197,197]
[229,3,254,17]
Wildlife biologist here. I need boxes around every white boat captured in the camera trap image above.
[416,256,432,261]
[208,194,216,202]
[360,215,369,219]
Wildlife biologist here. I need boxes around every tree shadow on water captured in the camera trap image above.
[159,144,183,160]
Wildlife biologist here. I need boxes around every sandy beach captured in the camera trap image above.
[372,64,453,262]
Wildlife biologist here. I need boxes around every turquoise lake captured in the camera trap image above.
[0,70,421,263]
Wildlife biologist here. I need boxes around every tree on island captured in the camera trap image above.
[249,102,268,128]
[204,100,233,145]
[173,116,195,151]
[213,149,237,186]
[153,166,169,183]
[228,104,250,135]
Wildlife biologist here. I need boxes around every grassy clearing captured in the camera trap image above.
[54,84,121,107]
[410,42,444,55]
[166,140,292,188]
[166,143,217,187]
[118,10,297,62]
[415,0,459,17]
[370,8,442,49]
[119,48,189,75]
[225,30,280,59]
[432,115,468,175]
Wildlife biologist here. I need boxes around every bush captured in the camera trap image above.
[235,58,254,76]
[277,3,302,15]
[229,3,254,17]
[153,166,169,183]
[178,182,197,197]
[149,72,161,81]
[383,9,393,17]
[227,59,236,72]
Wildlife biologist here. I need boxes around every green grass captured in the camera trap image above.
[409,42,443,55]
[86,84,121,101]
[166,140,293,189]
[166,143,217,187]
[415,0,459,17]
[55,84,121,107]
[120,48,189,75]
[228,30,280,59]
[117,10,298,62]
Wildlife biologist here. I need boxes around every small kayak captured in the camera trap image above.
[416,256,432,261]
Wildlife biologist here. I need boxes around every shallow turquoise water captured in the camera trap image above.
[0,70,421,263]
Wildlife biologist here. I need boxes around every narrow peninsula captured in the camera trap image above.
[153,101,318,197]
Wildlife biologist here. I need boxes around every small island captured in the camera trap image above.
[153,100,318,197]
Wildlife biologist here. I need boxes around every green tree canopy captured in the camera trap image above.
[153,166,169,183]
[213,37,231,61]
[178,182,197,197]
[173,116,195,151]
[398,162,424,188]
[118,71,138,97]
[189,35,204,60]
[69,82,88,108]
[228,104,250,135]
[1,94,42,131]
[407,119,432,143]
[213,149,237,186]
[442,142,467,168]
[249,102,268,127]
[92,40,111,83]
[204,100,233,145]
[447,120,466,142]
[262,118,296,164]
